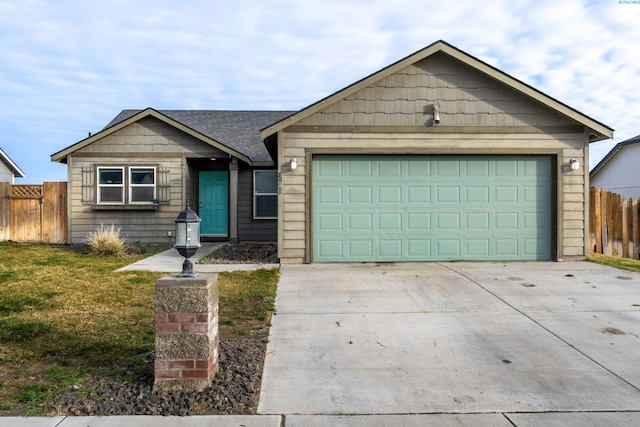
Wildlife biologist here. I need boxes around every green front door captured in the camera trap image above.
[199,171,228,236]
[312,155,552,262]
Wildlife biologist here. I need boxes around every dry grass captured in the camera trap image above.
[0,242,278,415]
[85,224,127,256]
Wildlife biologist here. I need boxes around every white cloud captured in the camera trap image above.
[1,0,640,182]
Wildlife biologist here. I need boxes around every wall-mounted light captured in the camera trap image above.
[433,101,441,124]
[570,158,580,171]
[290,158,298,171]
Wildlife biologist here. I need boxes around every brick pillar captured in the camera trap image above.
[153,274,219,392]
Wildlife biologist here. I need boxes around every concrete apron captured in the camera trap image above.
[258,262,640,416]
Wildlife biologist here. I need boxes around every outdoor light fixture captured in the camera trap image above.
[433,101,441,124]
[290,158,298,170]
[174,204,201,277]
[570,158,580,171]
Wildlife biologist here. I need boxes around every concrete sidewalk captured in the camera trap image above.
[115,242,279,273]
[7,412,640,426]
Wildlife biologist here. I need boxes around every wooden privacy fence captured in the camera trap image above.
[590,187,640,260]
[0,182,67,244]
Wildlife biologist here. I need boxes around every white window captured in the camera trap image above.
[96,166,156,205]
[97,167,124,204]
[129,167,156,204]
[254,170,277,219]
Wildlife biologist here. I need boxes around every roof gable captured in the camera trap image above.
[0,147,25,178]
[52,108,295,164]
[260,40,613,142]
[591,134,640,177]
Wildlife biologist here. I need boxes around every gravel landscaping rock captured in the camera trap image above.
[50,336,267,416]
[199,243,278,264]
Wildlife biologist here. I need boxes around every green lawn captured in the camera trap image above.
[0,242,278,416]
[587,253,640,273]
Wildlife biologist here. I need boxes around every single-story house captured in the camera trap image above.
[590,134,640,198]
[52,40,613,263]
[51,110,294,243]
[0,147,25,183]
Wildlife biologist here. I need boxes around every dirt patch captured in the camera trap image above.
[600,327,625,335]
[199,243,278,264]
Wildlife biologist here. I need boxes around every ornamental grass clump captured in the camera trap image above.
[86,224,127,257]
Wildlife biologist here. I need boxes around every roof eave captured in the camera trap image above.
[51,108,255,165]
[0,148,26,178]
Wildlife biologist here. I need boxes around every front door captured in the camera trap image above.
[199,171,228,236]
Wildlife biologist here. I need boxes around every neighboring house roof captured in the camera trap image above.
[260,40,613,145]
[51,108,295,165]
[590,134,640,178]
[0,147,26,178]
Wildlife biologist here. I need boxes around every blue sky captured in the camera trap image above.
[2,0,639,183]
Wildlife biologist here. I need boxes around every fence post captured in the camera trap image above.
[634,198,640,260]
[622,197,629,259]
[0,182,9,241]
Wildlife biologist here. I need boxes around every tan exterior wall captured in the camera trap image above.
[278,131,588,263]
[66,118,226,243]
[297,52,576,129]
[277,52,590,263]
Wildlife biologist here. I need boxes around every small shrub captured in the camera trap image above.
[86,224,127,257]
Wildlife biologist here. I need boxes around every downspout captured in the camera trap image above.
[181,157,186,208]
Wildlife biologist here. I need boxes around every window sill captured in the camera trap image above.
[91,204,160,211]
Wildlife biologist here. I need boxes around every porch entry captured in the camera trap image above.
[199,171,228,236]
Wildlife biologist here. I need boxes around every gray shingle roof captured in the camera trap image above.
[106,110,296,163]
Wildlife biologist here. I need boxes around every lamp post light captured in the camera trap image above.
[174,205,201,277]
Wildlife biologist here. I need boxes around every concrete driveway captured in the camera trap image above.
[259,262,640,425]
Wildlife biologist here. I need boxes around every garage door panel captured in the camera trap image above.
[318,186,342,203]
[495,186,519,203]
[347,160,371,176]
[317,213,342,231]
[313,155,552,262]
[495,212,518,229]
[466,186,490,203]
[348,213,372,230]
[407,239,431,257]
[379,186,402,203]
[407,186,431,203]
[349,240,373,257]
[348,186,372,203]
[437,186,461,203]
[466,212,490,230]
[378,213,402,231]
[467,160,490,176]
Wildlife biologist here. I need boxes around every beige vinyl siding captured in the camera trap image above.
[278,131,588,263]
[66,117,227,244]
[276,52,590,263]
[297,52,576,129]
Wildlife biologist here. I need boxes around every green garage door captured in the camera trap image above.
[312,155,552,262]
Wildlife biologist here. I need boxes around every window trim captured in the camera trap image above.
[128,166,157,205]
[96,165,158,206]
[253,170,278,219]
[97,166,125,205]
